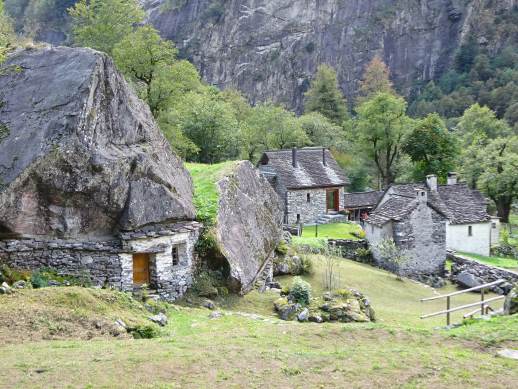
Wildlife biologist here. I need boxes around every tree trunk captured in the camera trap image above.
[495,198,512,223]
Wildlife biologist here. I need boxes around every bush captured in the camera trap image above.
[300,255,313,274]
[289,277,312,305]
[354,247,372,263]
[29,267,91,289]
[0,264,31,284]
[130,323,160,339]
[352,229,366,239]
[275,240,289,256]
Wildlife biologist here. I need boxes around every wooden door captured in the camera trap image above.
[326,189,339,211]
[133,253,150,285]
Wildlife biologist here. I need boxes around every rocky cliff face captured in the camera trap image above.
[0,47,195,239]
[143,0,516,111]
[215,161,283,293]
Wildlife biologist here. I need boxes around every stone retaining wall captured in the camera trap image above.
[448,252,518,295]
[328,239,371,263]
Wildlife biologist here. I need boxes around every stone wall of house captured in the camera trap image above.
[0,239,126,288]
[448,252,518,295]
[121,228,200,300]
[366,203,447,277]
[447,222,491,257]
[0,223,201,301]
[393,205,447,276]
[286,187,345,225]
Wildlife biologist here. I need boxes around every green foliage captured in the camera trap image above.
[376,239,409,279]
[69,0,144,55]
[454,36,478,73]
[275,240,289,256]
[464,136,518,222]
[186,161,238,223]
[0,0,14,63]
[129,323,161,339]
[30,267,92,288]
[297,111,345,149]
[403,113,458,181]
[456,104,512,147]
[0,264,31,284]
[355,92,411,187]
[289,277,312,305]
[304,64,348,125]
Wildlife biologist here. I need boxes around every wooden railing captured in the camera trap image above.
[420,279,507,326]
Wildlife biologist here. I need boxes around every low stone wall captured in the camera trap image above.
[328,239,371,263]
[0,239,127,289]
[448,252,518,295]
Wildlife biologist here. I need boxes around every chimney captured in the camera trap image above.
[416,188,427,203]
[447,172,458,185]
[322,147,327,166]
[292,147,298,168]
[426,174,437,191]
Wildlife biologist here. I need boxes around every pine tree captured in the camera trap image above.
[304,64,348,125]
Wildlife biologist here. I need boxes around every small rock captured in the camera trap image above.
[93,320,102,329]
[198,287,218,298]
[497,349,518,360]
[503,286,518,316]
[308,314,323,323]
[202,299,216,310]
[115,319,127,330]
[269,288,282,294]
[323,292,333,301]
[455,271,483,289]
[149,312,168,327]
[209,311,223,319]
[12,280,27,289]
[269,281,282,289]
[297,308,309,322]
[0,282,12,294]
[47,280,61,287]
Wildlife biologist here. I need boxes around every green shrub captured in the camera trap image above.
[289,277,312,305]
[0,264,31,284]
[275,240,289,256]
[354,247,372,262]
[130,323,160,339]
[352,229,366,239]
[300,255,313,274]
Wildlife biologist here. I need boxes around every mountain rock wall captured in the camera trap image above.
[143,0,516,111]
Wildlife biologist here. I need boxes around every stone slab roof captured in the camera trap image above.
[366,197,419,227]
[368,182,490,226]
[258,148,349,190]
[344,191,384,209]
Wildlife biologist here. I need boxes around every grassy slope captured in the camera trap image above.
[458,251,518,271]
[0,259,517,387]
[301,222,362,240]
[185,161,239,223]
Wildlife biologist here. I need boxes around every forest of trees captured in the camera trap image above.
[1,0,517,221]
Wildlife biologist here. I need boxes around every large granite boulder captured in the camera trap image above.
[0,47,195,239]
[215,161,283,293]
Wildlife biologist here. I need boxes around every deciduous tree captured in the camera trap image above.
[358,56,394,102]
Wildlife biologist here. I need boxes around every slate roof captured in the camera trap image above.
[366,197,420,226]
[344,191,384,209]
[258,148,349,190]
[367,182,490,227]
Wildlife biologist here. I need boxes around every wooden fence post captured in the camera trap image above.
[446,296,451,326]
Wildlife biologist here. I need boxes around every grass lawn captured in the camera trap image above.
[185,161,239,223]
[1,257,517,387]
[301,222,363,240]
[458,251,518,271]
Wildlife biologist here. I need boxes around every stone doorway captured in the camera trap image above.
[326,189,339,212]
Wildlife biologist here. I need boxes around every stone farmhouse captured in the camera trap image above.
[344,191,384,222]
[365,172,496,276]
[365,188,448,276]
[258,147,349,225]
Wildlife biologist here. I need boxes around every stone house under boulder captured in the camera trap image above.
[0,47,201,300]
[258,147,349,225]
[365,188,448,277]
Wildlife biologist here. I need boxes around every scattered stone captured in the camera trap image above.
[503,286,518,316]
[149,312,168,327]
[497,349,518,360]
[12,280,27,289]
[198,287,218,299]
[297,308,309,322]
[455,271,483,289]
[269,281,282,289]
[308,314,323,323]
[202,299,216,310]
[93,320,102,330]
[0,282,12,295]
[274,297,301,321]
[209,311,223,319]
[47,280,61,287]
[115,319,127,330]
